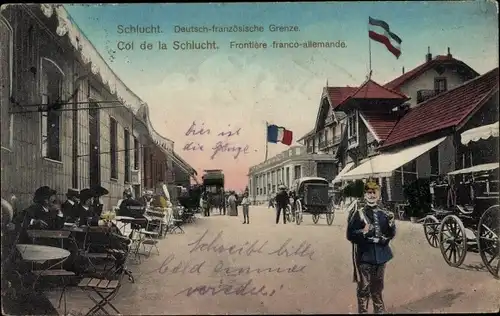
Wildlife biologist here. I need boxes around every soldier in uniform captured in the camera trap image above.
[347,180,396,314]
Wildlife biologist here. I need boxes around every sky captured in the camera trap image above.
[64,1,498,190]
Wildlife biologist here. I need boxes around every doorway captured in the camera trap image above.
[89,102,101,187]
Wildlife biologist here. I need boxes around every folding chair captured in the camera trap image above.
[139,216,160,257]
[168,211,185,234]
[77,274,123,316]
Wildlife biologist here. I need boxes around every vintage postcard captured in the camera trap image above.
[1,1,499,315]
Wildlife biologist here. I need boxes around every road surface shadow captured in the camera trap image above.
[457,262,488,273]
[388,288,464,313]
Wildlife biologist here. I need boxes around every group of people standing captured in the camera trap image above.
[199,190,251,224]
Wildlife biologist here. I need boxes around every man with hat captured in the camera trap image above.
[76,188,132,276]
[275,185,289,224]
[90,185,109,217]
[62,188,80,222]
[347,179,396,314]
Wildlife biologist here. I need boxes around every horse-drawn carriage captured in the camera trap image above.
[202,169,226,213]
[291,177,335,225]
[422,163,499,279]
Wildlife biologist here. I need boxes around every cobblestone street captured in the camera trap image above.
[48,206,500,315]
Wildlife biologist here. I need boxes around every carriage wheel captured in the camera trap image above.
[312,214,319,224]
[326,212,334,226]
[295,200,303,225]
[439,215,468,267]
[477,205,500,279]
[285,206,292,223]
[424,216,440,248]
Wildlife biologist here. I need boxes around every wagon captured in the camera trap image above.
[291,177,334,225]
[422,163,499,279]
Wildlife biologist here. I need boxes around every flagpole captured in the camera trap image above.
[265,121,269,161]
[368,21,372,79]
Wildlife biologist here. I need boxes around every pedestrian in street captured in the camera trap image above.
[241,192,251,224]
[228,191,238,216]
[275,185,289,224]
[347,180,396,314]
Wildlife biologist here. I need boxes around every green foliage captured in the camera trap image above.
[403,178,432,217]
[341,180,365,198]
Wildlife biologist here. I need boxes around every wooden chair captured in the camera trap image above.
[77,269,125,316]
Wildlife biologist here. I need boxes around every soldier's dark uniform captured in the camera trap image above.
[347,184,396,314]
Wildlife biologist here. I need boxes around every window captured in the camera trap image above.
[294,165,301,179]
[133,137,139,169]
[40,58,64,161]
[110,117,118,179]
[395,159,418,188]
[434,78,447,94]
[124,129,130,182]
[1,17,13,149]
[347,110,358,142]
[429,147,439,176]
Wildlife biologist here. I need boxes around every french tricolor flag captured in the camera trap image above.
[267,124,293,146]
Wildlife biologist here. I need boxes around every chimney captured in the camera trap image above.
[447,47,452,58]
[402,66,405,74]
[426,46,432,62]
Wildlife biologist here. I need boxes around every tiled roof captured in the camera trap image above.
[326,86,358,109]
[381,67,499,148]
[336,79,408,111]
[384,55,479,91]
[360,111,400,141]
[297,128,316,142]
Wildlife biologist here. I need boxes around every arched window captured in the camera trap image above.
[40,57,64,161]
[1,16,14,149]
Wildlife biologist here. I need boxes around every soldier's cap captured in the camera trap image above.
[364,179,380,191]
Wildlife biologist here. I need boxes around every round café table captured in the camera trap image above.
[16,244,70,263]
[16,244,72,315]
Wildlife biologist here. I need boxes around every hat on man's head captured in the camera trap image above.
[90,185,109,197]
[364,179,380,191]
[66,188,80,198]
[79,188,94,203]
[34,186,57,202]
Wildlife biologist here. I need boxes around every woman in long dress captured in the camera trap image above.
[228,192,237,216]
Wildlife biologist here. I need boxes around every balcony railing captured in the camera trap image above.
[417,89,445,103]
[325,115,335,125]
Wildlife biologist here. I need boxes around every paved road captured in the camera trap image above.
[49,206,500,314]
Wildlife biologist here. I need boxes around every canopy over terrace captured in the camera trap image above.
[460,121,499,145]
[341,137,447,180]
[332,162,355,184]
[448,162,499,175]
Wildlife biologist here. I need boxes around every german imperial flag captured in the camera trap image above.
[369,17,402,59]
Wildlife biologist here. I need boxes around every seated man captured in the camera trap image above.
[61,188,80,222]
[139,190,154,208]
[14,186,65,243]
[77,189,131,273]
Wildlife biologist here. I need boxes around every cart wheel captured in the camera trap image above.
[326,212,334,226]
[439,215,467,267]
[477,205,499,279]
[285,206,291,223]
[424,216,440,248]
[295,200,303,225]
[312,214,319,224]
